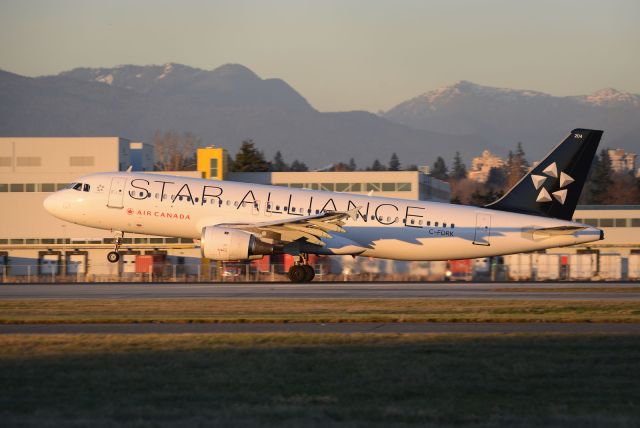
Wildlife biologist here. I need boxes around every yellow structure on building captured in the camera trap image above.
[197,146,229,180]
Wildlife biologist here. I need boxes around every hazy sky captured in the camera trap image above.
[1,0,638,111]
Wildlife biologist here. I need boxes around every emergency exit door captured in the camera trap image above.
[473,213,491,246]
[107,177,127,208]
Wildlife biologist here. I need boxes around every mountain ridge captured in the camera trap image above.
[0,63,637,167]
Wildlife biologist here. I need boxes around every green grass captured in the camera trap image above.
[1,298,640,324]
[1,333,639,427]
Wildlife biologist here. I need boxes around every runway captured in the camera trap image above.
[1,282,639,300]
[2,322,639,335]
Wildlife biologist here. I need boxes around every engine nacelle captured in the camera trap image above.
[201,227,274,261]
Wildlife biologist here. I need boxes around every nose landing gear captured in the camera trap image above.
[107,232,124,263]
[287,253,315,283]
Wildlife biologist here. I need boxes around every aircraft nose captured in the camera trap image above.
[43,193,61,216]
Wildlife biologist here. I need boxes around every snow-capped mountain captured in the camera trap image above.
[0,64,490,167]
[383,81,640,156]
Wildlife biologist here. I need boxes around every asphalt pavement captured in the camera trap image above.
[0,282,639,300]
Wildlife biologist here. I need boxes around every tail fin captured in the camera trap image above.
[486,128,603,220]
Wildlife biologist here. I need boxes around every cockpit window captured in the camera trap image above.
[72,183,82,191]
[83,183,90,192]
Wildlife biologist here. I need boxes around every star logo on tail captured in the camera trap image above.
[531,162,574,205]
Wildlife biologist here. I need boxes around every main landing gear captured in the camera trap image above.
[287,253,315,283]
[107,232,124,263]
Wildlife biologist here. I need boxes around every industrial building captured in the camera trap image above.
[0,137,639,281]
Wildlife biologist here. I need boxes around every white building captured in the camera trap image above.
[0,137,202,277]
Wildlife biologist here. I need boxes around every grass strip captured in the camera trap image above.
[1,333,639,427]
[1,298,640,324]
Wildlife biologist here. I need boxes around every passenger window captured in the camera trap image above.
[284,206,288,211]
[139,191,145,198]
[316,210,320,214]
[419,220,423,225]
[194,197,199,203]
[276,205,280,210]
[443,223,447,228]
[411,219,415,225]
[178,196,183,201]
[226,200,231,206]
[435,222,439,227]
[291,207,296,212]
[427,221,431,226]
[451,224,455,228]
[371,215,375,220]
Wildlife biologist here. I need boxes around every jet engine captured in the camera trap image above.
[200,226,275,261]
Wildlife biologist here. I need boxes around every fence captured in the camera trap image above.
[1,260,639,283]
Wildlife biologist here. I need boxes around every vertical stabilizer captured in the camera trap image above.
[486,129,603,220]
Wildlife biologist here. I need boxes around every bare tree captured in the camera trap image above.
[153,130,200,171]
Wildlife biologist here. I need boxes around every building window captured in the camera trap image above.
[614,219,627,227]
[25,183,35,192]
[599,219,614,227]
[16,156,41,167]
[290,183,304,188]
[56,183,69,191]
[0,184,7,192]
[584,219,598,227]
[397,183,412,191]
[382,183,395,192]
[69,156,95,167]
[631,219,640,227]
[209,158,218,178]
[0,157,11,167]
[336,183,349,192]
[320,183,335,191]
[351,183,362,192]
[366,183,380,192]
[9,183,24,192]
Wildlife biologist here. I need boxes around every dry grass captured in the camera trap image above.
[1,333,639,427]
[1,298,640,324]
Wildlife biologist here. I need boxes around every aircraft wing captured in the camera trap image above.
[214,208,359,246]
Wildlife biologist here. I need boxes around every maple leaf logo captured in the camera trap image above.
[531,162,575,205]
[126,208,134,215]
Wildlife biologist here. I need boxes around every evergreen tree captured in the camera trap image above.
[486,166,507,189]
[388,153,401,171]
[588,149,614,204]
[290,160,309,172]
[271,151,288,172]
[431,156,449,180]
[405,164,419,171]
[231,140,270,172]
[348,158,357,171]
[370,159,386,171]
[451,151,467,180]
[515,142,529,169]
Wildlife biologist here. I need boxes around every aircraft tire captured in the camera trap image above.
[287,265,306,283]
[302,265,315,282]
[107,251,120,263]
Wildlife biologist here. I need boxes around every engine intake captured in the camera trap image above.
[201,226,274,261]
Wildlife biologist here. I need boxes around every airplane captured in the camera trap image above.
[44,128,604,282]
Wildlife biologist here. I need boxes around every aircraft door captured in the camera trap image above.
[473,213,491,246]
[107,177,127,208]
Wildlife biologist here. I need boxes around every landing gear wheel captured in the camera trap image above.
[107,251,120,263]
[302,264,315,282]
[288,265,307,283]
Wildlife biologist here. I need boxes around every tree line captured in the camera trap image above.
[151,130,640,205]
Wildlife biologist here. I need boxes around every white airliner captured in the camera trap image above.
[44,129,604,282]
